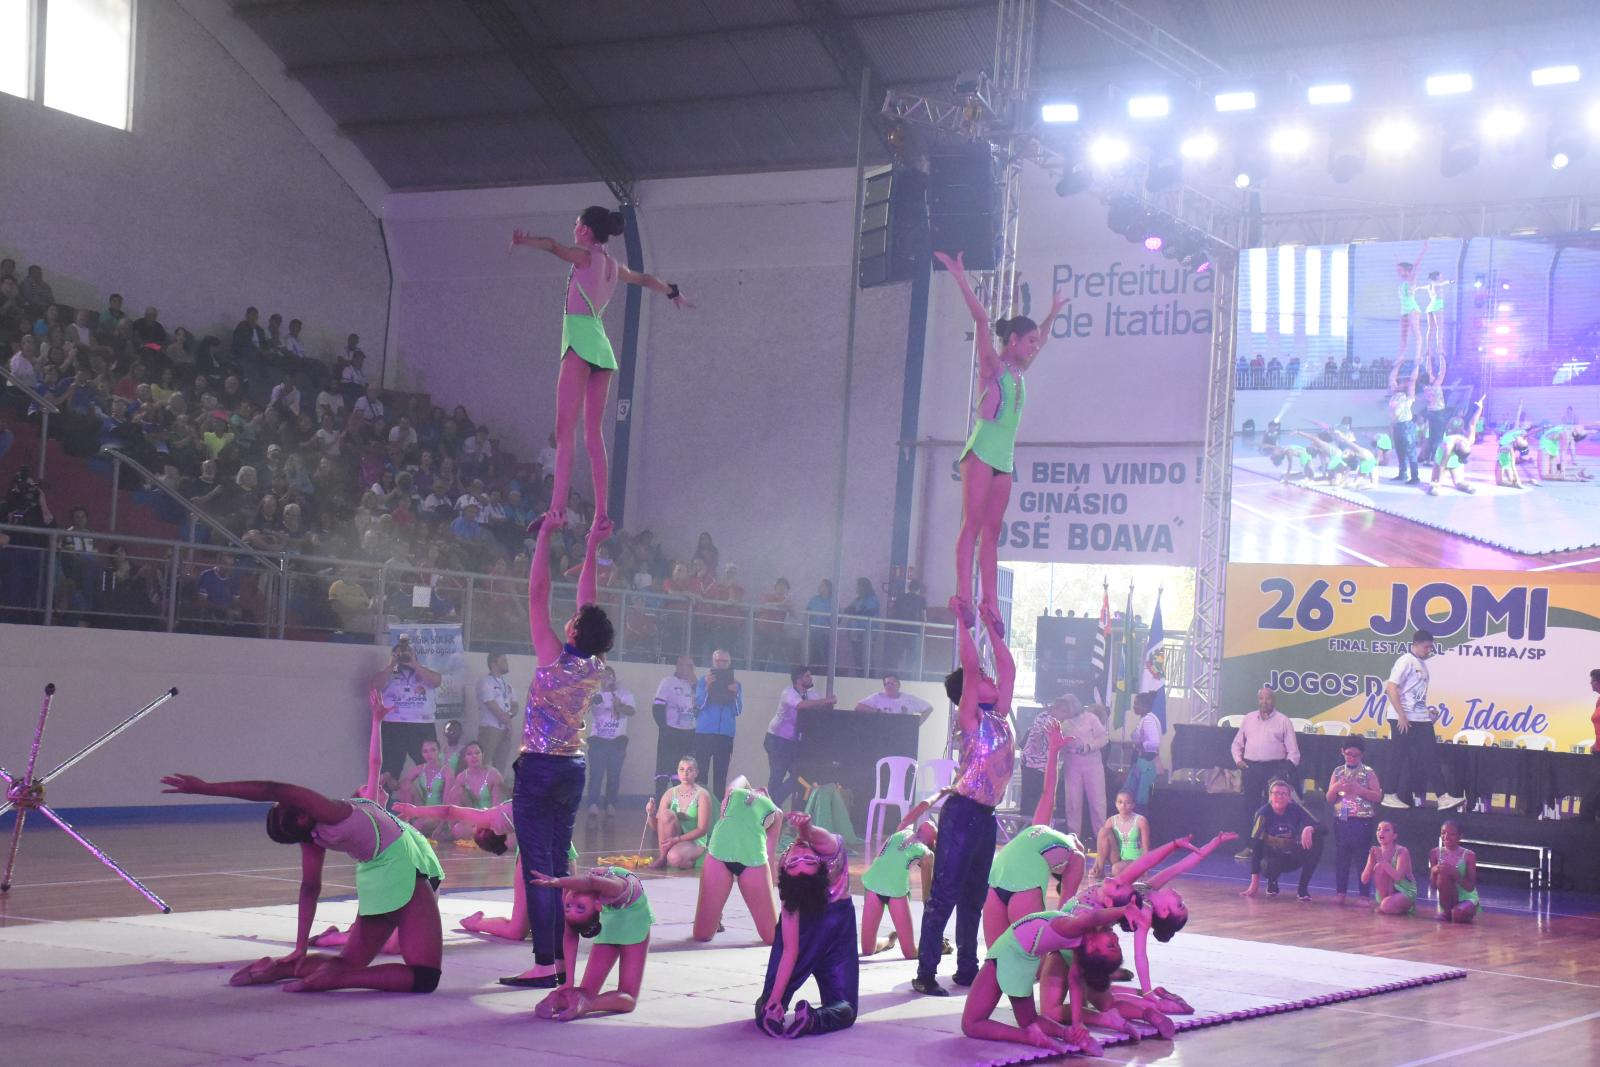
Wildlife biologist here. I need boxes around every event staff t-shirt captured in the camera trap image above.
[590,688,636,740]
[768,685,812,741]
[654,675,698,731]
[1386,652,1431,723]
[1252,801,1317,855]
[382,668,436,724]
[477,673,514,730]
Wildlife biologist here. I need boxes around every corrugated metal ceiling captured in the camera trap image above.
[227,0,1600,191]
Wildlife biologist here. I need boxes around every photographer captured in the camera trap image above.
[370,635,444,785]
[1,469,54,621]
[694,648,742,798]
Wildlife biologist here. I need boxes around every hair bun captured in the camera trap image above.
[608,211,625,237]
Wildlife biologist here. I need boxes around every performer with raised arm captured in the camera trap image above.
[160,694,445,994]
[859,793,941,960]
[524,864,654,1021]
[504,515,614,988]
[511,207,691,528]
[933,249,1067,632]
[983,719,1085,945]
[1426,396,1486,496]
[1396,243,1429,370]
[913,600,1015,996]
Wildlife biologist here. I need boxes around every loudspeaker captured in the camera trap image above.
[1033,615,1102,703]
[928,144,1000,270]
[858,164,927,289]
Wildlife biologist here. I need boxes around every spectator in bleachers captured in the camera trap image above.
[195,556,244,630]
[18,265,54,311]
[1285,355,1301,387]
[886,578,927,673]
[231,306,265,360]
[1266,356,1282,387]
[132,307,167,347]
[842,577,880,673]
[103,292,127,325]
[283,318,307,361]
[353,383,384,422]
[0,276,23,329]
[755,577,794,667]
[805,578,833,664]
[269,371,302,418]
[71,308,93,346]
[7,334,37,392]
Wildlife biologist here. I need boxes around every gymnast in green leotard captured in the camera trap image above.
[524,864,654,1020]
[933,249,1068,635]
[647,755,713,869]
[1420,271,1452,359]
[511,206,691,531]
[1429,820,1479,923]
[445,741,505,838]
[1426,395,1485,496]
[397,738,453,836]
[1093,791,1149,878]
[1362,820,1417,915]
[1396,242,1429,367]
[983,717,1086,945]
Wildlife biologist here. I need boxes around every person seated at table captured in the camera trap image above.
[1361,820,1417,915]
[1427,820,1479,923]
[853,672,934,719]
[1241,779,1325,902]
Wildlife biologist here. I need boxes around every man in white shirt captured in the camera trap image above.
[389,416,418,451]
[1231,686,1302,843]
[1121,690,1163,806]
[268,371,301,418]
[853,672,933,719]
[767,666,836,809]
[315,387,345,421]
[370,635,443,786]
[1382,628,1464,810]
[537,431,557,481]
[342,350,368,389]
[455,478,488,520]
[585,667,636,818]
[1061,699,1111,840]
[652,655,699,783]
[352,383,384,422]
[476,651,516,777]
[283,318,307,360]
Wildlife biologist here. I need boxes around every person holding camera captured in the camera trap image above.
[694,649,743,798]
[370,635,444,786]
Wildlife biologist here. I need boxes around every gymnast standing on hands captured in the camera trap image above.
[933,249,1067,632]
[162,692,445,993]
[511,207,691,529]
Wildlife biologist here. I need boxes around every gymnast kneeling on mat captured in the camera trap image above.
[961,900,1136,1055]
[757,812,858,1039]
[693,775,781,944]
[162,701,445,993]
[859,793,941,959]
[523,865,654,1020]
[1038,899,1176,1045]
[984,718,1086,946]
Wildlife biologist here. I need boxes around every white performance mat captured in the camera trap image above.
[0,876,1463,1066]
[1234,453,1600,556]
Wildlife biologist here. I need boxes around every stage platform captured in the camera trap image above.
[1150,783,1600,893]
[0,876,1468,1066]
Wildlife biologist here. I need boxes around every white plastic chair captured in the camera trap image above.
[1290,718,1310,733]
[915,758,958,809]
[865,756,918,856]
[1515,734,1555,751]
[1216,714,1245,729]
[1576,739,1595,755]
[1454,729,1494,746]
[1314,721,1351,736]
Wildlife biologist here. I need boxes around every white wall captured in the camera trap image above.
[383,170,913,595]
[0,2,389,362]
[0,623,947,812]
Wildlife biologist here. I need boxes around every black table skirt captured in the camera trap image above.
[1172,723,1596,817]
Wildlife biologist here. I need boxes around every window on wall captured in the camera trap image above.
[3,0,135,130]
[0,0,34,100]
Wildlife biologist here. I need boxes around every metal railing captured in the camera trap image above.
[0,521,958,680]
[0,364,60,480]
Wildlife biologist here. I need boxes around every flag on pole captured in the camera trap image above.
[1093,579,1113,708]
[1112,582,1136,730]
[1141,591,1169,732]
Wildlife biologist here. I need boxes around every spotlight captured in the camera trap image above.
[1269,125,1312,158]
[1308,83,1352,106]
[1440,128,1480,177]
[1144,235,1164,252]
[1369,117,1419,155]
[1327,132,1365,183]
[1233,144,1271,187]
[1547,122,1588,169]
[1426,72,1473,97]
[1089,135,1130,166]
[1215,90,1257,112]
[1233,172,1252,189]
[1041,102,1080,124]
[1531,65,1581,87]
[1180,132,1219,161]
[1480,106,1526,141]
[1128,94,1170,119]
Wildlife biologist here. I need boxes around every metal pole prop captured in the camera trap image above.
[824,67,873,696]
[0,685,180,912]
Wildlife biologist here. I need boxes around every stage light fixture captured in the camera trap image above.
[1105,197,1142,239]
[1308,83,1352,106]
[1180,132,1219,161]
[1269,125,1312,158]
[1128,94,1170,119]
[1369,117,1420,155]
[1440,128,1480,176]
[1233,172,1252,189]
[1492,346,1510,357]
[1055,159,1093,197]
[1233,144,1270,188]
[1547,121,1588,169]
[1531,65,1580,87]
[1089,135,1131,166]
[1480,106,1526,141]
[1327,133,1365,183]
[1426,72,1473,97]
[1042,102,1080,123]
[1215,90,1257,112]
[1144,235,1164,252]
[1495,324,1512,335]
